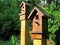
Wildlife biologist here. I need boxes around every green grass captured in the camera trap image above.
[0,40,20,45]
[0,41,12,45]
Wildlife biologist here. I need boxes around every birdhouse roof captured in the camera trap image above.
[28,6,52,20]
[20,1,30,7]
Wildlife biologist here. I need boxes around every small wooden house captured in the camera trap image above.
[19,2,30,20]
[28,7,51,39]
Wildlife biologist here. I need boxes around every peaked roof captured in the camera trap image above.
[20,2,30,7]
[28,6,52,20]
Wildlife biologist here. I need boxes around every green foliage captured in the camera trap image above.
[0,0,60,45]
[11,35,16,45]
[0,0,20,40]
[43,2,60,45]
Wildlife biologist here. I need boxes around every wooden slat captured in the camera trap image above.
[31,34,42,39]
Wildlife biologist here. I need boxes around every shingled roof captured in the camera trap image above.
[28,6,52,20]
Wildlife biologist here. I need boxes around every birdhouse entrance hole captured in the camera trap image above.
[36,15,39,19]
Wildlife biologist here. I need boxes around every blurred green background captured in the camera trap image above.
[0,0,60,45]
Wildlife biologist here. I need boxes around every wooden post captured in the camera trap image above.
[19,2,30,45]
[33,39,47,45]
[33,40,42,45]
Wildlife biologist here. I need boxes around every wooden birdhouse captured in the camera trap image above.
[19,2,30,20]
[28,7,51,39]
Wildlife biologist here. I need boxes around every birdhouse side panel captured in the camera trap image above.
[42,17,48,39]
[25,5,30,18]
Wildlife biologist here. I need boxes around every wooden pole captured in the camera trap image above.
[33,39,47,45]
[19,2,30,45]
[20,19,30,45]
[33,40,42,45]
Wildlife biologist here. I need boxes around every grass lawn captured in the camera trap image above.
[0,41,12,45]
[0,36,20,45]
[0,40,20,45]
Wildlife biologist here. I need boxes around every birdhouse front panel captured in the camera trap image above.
[33,14,40,32]
[32,11,43,32]
[21,2,26,14]
[31,11,44,39]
